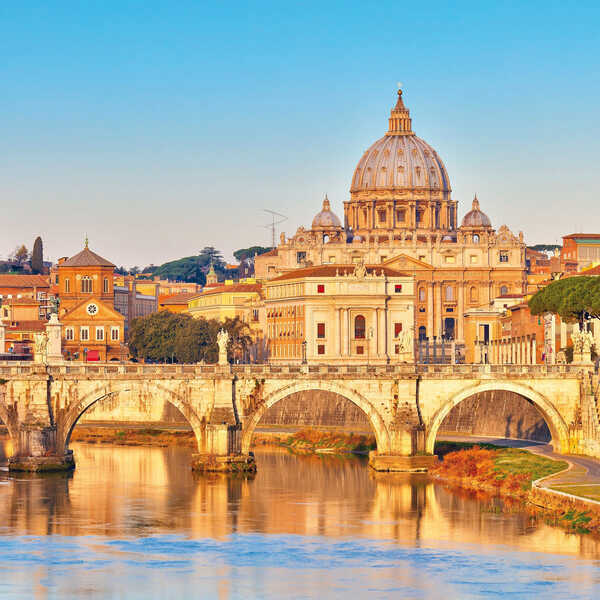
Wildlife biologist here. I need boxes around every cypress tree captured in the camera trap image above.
[31,236,43,274]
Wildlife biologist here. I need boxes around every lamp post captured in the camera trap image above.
[301,340,307,365]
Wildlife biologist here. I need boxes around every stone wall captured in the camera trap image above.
[438,390,551,442]
[259,390,372,431]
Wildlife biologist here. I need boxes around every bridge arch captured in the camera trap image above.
[425,382,570,454]
[241,380,391,455]
[60,382,206,453]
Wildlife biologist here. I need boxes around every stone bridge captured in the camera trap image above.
[0,361,598,472]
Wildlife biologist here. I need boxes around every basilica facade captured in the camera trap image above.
[256,89,527,349]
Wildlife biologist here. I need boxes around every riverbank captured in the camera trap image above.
[253,428,376,454]
[432,442,600,535]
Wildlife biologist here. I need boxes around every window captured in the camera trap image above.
[416,209,423,223]
[380,255,387,263]
[396,209,406,222]
[81,276,92,293]
[328,256,335,264]
[296,252,306,264]
[378,209,386,223]
[80,327,89,341]
[317,284,325,294]
[317,323,326,338]
[470,255,478,264]
[354,315,366,339]
[500,285,509,296]
[394,323,403,337]
[317,344,325,355]
[499,252,509,263]
[444,255,456,264]
[473,234,480,244]
[470,286,478,303]
[65,327,74,341]
[252,309,259,322]
[395,345,401,354]
[356,345,364,355]
[96,327,104,341]
[111,327,120,341]
[394,284,402,293]
[445,286,454,301]
[418,326,427,341]
[103,278,109,293]
[65,278,70,293]
[418,287,426,302]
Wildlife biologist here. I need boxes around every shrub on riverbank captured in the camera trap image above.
[431,444,566,500]
[254,428,376,454]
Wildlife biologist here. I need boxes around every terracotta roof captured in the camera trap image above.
[562,233,600,240]
[0,274,50,288]
[5,320,47,332]
[60,247,115,268]
[198,283,262,296]
[159,292,200,305]
[269,265,410,282]
[259,249,278,258]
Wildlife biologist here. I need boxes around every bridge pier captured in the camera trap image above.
[8,424,75,473]
[368,426,438,472]
[191,424,256,473]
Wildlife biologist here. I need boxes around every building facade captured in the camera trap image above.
[255,90,527,347]
[264,263,415,364]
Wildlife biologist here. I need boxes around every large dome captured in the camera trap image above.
[350,90,451,198]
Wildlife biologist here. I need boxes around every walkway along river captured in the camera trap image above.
[1,437,600,599]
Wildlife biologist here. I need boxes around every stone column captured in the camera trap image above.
[334,308,341,357]
[434,283,442,338]
[457,283,464,342]
[341,309,348,357]
[305,306,314,359]
[377,308,386,357]
[0,320,5,353]
[532,336,537,364]
[427,282,434,338]
[46,314,63,363]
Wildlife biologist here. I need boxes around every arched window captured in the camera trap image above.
[445,285,454,301]
[470,286,478,303]
[81,275,92,293]
[473,234,480,244]
[418,287,426,302]
[418,326,427,341]
[103,278,109,293]
[500,285,509,296]
[354,315,366,339]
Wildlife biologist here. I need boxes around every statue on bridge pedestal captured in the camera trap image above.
[572,329,595,365]
[217,329,230,366]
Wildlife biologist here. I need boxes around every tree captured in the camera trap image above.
[233,246,273,262]
[127,312,253,364]
[529,276,600,331]
[31,237,43,273]
[11,245,29,265]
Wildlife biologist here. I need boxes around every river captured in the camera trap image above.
[0,437,599,599]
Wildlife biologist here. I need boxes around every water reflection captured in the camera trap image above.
[0,439,599,598]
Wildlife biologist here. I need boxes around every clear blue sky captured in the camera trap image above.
[2,1,599,267]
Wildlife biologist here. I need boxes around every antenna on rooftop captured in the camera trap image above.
[262,209,288,248]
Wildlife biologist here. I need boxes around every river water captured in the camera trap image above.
[0,437,599,599]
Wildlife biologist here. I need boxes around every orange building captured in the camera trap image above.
[158,292,200,313]
[58,244,125,361]
[561,234,600,273]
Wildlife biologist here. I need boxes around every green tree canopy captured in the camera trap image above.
[528,276,600,329]
[233,246,273,261]
[128,312,252,364]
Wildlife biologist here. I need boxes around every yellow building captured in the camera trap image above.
[187,279,264,333]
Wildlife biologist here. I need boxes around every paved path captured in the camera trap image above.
[439,434,600,501]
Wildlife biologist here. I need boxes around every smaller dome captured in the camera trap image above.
[312,195,342,229]
[461,195,492,228]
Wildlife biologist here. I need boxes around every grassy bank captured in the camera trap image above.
[254,428,376,455]
[432,441,600,535]
[71,426,196,447]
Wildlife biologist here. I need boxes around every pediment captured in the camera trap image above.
[62,297,125,322]
[382,253,434,270]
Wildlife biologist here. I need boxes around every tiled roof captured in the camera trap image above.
[198,283,262,296]
[259,249,278,257]
[563,233,600,240]
[60,247,115,268]
[0,274,50,288]
[5,320,47,332]
[269,265,410,282]
[159,292,201,305]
